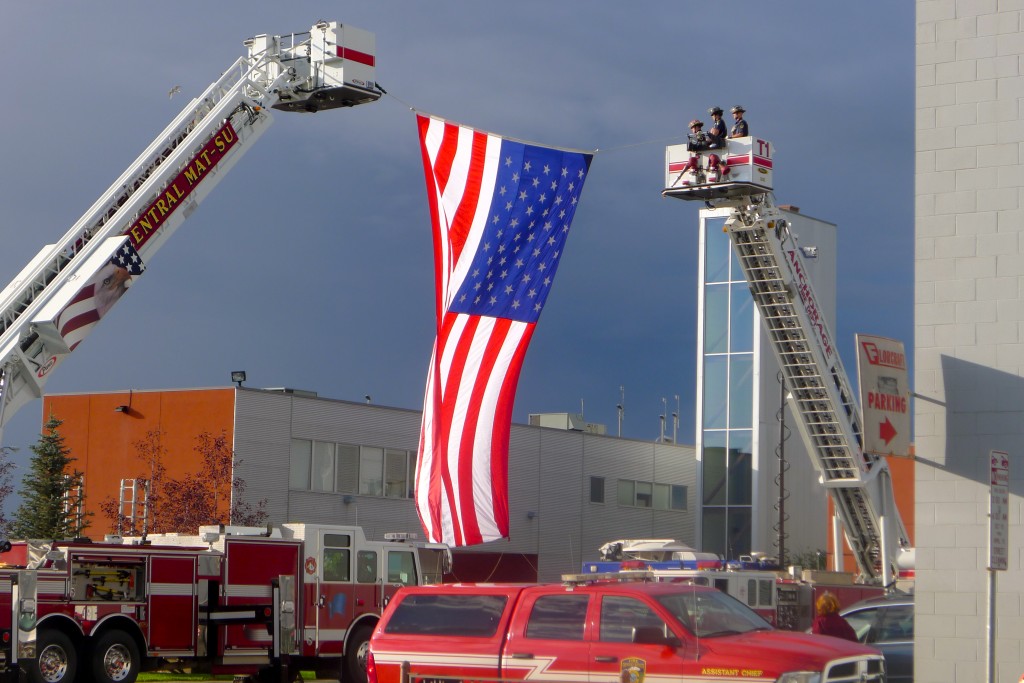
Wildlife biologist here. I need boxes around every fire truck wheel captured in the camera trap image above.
[344,624,373,683]
[91,631,140,683]
[31,630,78,683]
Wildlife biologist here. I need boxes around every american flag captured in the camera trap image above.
[415,113,592,546]
[57,240,145,351]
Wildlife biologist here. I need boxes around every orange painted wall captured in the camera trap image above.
[827,455,915,572]
[42,388,235,536]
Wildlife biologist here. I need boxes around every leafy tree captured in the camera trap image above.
[101,429,267,534]
[12,416,89,539]
[98,429,166,536]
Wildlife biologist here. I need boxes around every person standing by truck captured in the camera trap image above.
[812,592,859,641]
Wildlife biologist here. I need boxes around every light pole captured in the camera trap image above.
[672,394,680,444]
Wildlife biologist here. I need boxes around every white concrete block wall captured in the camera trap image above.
[916,2,1024,681]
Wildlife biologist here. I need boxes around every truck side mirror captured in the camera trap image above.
[632,626,681,648]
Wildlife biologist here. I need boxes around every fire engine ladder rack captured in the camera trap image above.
[721,193,906,582]
[0,48,284,435]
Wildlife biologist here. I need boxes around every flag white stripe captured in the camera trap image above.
[442,314,479,538]
[472,320,528,540]
[415,344,438,532]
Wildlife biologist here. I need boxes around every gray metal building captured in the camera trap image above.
[233,387,696,582]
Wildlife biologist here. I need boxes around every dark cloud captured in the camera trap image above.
[0,3,913,490]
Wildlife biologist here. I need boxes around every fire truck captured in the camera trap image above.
[0,523,451,683]
[0,20,381,447]
[662,136,914,587]
[581,538,887,630]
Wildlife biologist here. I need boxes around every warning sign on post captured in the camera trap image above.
[990,450,1009,571]
[856,334,911,458]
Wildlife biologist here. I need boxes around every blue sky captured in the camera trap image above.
[0,3,913,493]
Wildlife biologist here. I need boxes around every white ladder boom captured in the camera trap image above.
[0,22,380,443]
[721,193,910,583]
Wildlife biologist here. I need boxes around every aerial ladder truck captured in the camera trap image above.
[0,21,381,448]
[662,136,912,587]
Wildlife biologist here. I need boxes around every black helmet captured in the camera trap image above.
[708,106,723,116]
[689,119,703,128]
[731,105,745,114]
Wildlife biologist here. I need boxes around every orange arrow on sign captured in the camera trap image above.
[880,417,897,445]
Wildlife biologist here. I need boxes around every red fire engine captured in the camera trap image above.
[0,524,450,683]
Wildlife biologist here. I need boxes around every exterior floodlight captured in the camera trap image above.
[231,371,246,388]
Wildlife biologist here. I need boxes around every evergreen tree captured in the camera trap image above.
[11,415,87,539]
[0,446,15,537]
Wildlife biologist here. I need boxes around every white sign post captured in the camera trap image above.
[855,334,911,457]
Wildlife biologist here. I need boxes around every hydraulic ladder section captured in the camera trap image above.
[0,22,381,444]
[0,55,273,439]
[721,193,909,584]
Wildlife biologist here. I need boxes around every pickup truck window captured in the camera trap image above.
[525,594,589,640]
[383,594,508,637]
[655,589,770,637]
[599,596,668,642]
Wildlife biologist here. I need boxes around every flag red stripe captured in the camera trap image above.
[437,313,478,545]
[429,312,463,541]
[454,318,513,544]
[488,325,534,535]
[418,116,448,327]
[446,131,488,267]
[431,120,459,196]
[58,309,100,338]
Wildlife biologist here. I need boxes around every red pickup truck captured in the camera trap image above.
[367,575,885,683]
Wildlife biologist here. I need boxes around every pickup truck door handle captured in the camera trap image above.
[595,656,618,663]
[510,653,534,659]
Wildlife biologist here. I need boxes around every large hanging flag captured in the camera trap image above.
[415,113,592,546]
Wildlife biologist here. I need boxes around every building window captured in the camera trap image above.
[336,443,359,493]
[671,484,687,510]
[290,438,416,500]
[359,446,384,496]
[635,481,653,508]
[617,479,686,511]
[700,212,756,560]
[589,476,605,504]
[312,441,336,492]
[617,480,635,506]
[289,439,312,489]
[703,355,729,429]
[385,448,409,498]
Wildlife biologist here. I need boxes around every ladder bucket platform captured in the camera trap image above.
[662,137,774,201]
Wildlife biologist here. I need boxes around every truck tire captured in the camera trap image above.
[90,630,140,683]
[30,630,78,683]
[344,624,373,683]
